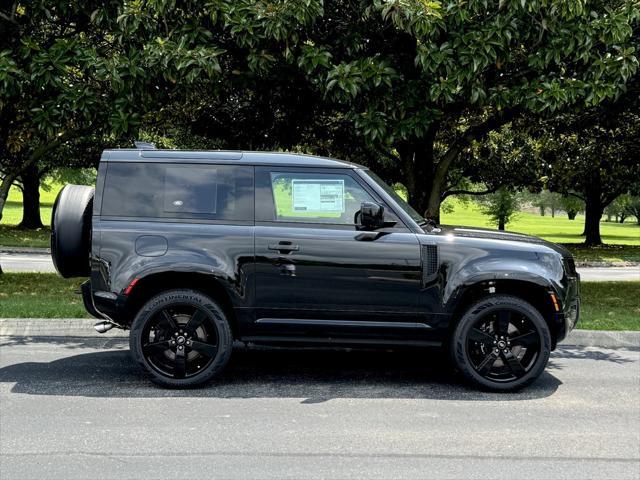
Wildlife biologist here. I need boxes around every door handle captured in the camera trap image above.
[268,242,300,253]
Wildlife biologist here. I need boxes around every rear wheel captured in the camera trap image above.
[130,289,233,388]
[451,295,551,392]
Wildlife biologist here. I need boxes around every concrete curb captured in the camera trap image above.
[576,261,639,268]
[0,319,638,348]
[0,246,50,254]
[0,318,127,338]
[561,329,640,349]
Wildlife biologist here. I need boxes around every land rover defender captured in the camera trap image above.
[51,146,580,391]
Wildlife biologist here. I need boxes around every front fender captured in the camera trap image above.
[442,250,564,307]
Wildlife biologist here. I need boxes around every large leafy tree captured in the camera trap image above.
[544,75,640,245]
[2,0,638,227]
[0,1,225,222]
[209,0,637,219]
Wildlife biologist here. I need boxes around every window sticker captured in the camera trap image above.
[292,179,345,213]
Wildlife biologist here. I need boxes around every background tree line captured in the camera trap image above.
[1,0,638,245]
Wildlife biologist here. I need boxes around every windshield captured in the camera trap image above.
[363,170,426,225]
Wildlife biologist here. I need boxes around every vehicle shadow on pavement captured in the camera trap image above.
[0,338,564,402]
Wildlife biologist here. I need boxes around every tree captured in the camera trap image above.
[478,188,519,231]
[531,191,563,218]
[605,194,630,223]
[110,0,638,221]
[559,195,584,220]
[625,196,640,225]
[270,0,638,219]
[544,75,640,244]
[0,1,226,223]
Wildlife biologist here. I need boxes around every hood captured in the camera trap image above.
[436,225,572,257]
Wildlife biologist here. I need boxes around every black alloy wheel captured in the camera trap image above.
[452,295,551,392]
[130,290,233,388]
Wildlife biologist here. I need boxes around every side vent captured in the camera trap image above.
[421,244,439,286]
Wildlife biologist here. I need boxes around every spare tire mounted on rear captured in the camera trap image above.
[51,184,94,278]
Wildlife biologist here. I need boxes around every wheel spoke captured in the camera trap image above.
[510,331,538,348]
[174,347,186,379]
[469,328,495,347]
[142,340,172,356]
[160,310,178,330]
[476,351,499,376]
[501,349,526,377]
[186,309,208,333]
[495,310,510,336]
[189,340,218,358]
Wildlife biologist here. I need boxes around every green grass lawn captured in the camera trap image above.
[0,273,88,318]
[579,282,640,330]
[0,273,638,331]
[441,198,640,245]
[0,182,61,248]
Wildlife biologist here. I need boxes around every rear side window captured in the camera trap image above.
[101,163,253,221]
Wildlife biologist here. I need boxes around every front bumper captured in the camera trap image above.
[555,275,580,344]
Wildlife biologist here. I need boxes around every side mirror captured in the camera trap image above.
[357,201,385,230]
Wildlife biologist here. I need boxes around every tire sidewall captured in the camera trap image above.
[452,295,551,392]
[51,184,94,278]
[130,289,233,388]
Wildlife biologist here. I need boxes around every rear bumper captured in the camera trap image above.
[81,280,103,319]
[81,280,128,326]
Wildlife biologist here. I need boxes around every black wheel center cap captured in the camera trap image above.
[497,340,507,349]
[177,336,186,345]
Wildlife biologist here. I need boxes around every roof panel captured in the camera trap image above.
[102,149,361,168]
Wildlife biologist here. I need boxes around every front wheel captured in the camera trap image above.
[130,289,233,388]
[451,295,551,392]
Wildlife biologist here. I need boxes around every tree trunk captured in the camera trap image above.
[0,172,18,223]
[498,218,505,231]
[398,134,436,222]
[539,206,545,216]
[19,163,44,229]
[567,210,577,220]
[583,190,604,246]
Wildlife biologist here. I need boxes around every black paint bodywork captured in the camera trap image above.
[85,149,580,349]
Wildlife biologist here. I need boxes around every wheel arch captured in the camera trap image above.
[447,279,561,349]
[122,271,240,339]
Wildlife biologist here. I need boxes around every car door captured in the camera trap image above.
[250,166,424,341]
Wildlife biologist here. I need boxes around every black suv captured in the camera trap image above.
[51,146,580,391]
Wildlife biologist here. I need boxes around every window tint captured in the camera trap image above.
[267,171,375,224]
[101,163,253,221]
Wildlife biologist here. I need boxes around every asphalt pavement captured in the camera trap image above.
[0,338,638,479]
[1,251,639,280]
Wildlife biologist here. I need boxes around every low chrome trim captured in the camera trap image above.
[255,318,431,329]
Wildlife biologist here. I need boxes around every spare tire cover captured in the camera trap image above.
[51,185,94,278]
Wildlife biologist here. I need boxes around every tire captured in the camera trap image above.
[50,184,94,278]
[451,294,551,392]
[130,289,233,388]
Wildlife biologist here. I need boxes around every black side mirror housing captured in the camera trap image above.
[357,201,385,230]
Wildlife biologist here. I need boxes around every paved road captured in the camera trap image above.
[1,251,639,280]
[0,252,56,273]
[0,338,638,479]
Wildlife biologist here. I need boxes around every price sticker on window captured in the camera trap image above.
[292,179,345,213]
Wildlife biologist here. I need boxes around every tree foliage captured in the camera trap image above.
[478,187,520,230]
[1,0,638,228]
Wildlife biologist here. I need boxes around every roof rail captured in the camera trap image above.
[134,141,156,150]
